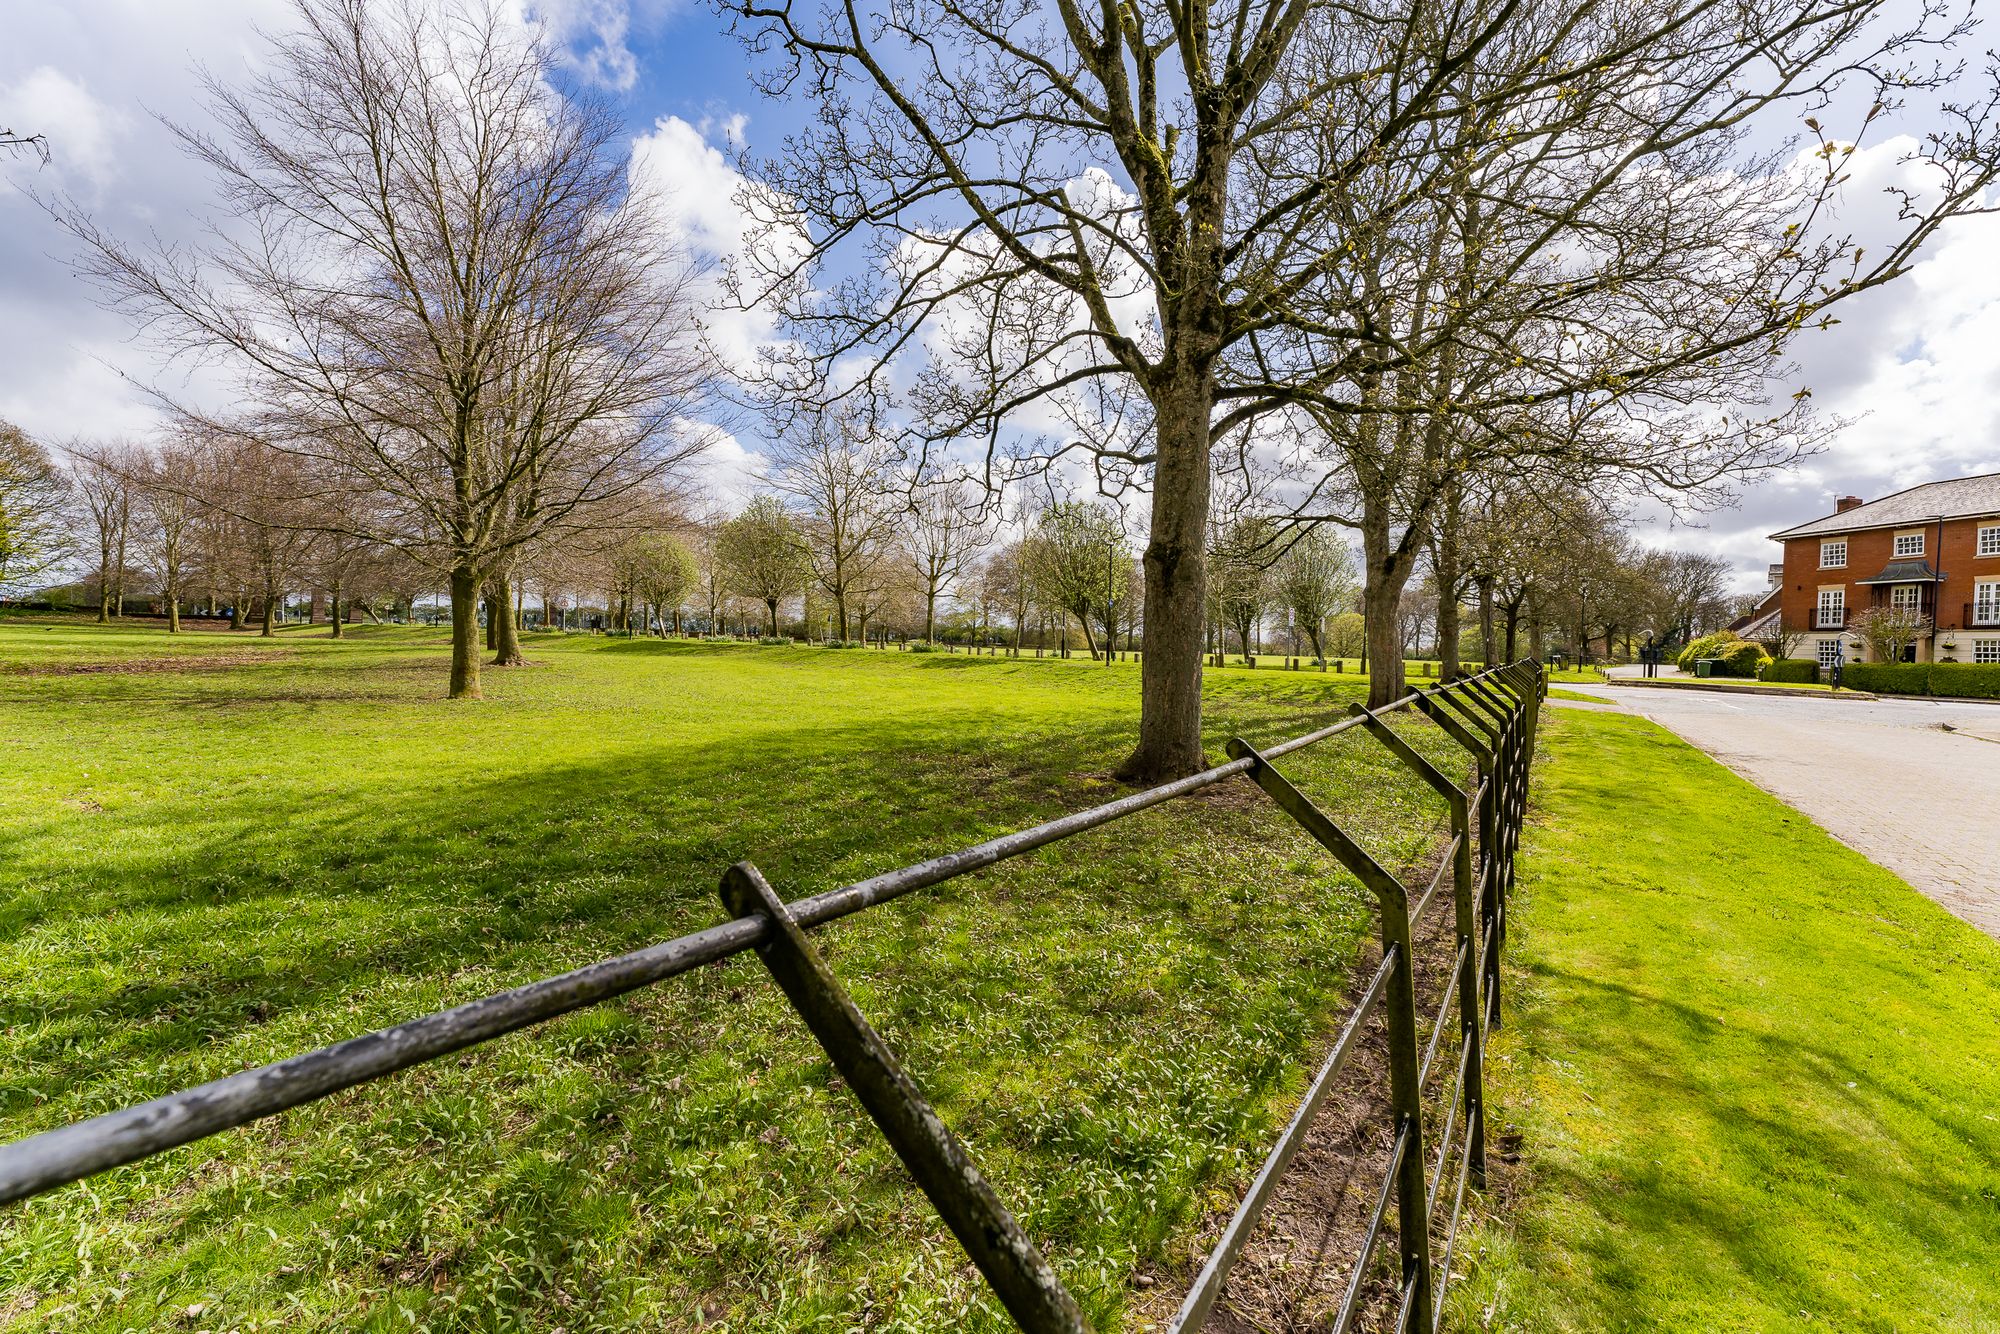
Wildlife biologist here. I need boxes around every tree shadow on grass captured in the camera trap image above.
[0,647,1478,1332]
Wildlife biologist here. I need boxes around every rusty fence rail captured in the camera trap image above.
[0,660,1545,1332]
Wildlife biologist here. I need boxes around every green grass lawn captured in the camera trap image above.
[1449,709,2000,1331]
[0,623,1478,1333]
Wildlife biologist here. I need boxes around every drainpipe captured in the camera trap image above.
[1934,513,1947,660]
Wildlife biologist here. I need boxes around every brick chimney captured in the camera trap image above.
[1835,495,1865,513]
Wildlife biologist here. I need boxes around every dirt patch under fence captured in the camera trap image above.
[1132,850,1473,1333]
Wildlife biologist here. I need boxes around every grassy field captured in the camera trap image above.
[0,623,1478,1333]
[1448,709,2000,1331]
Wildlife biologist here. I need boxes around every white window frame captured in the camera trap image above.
[1894,531,1925,557]
[1975,638,2000,665]
[1979,524,2000,558]
[1816,638,1843,668]
[1890,584,1924,613]
[1817,587,1846,629]
[1820,539,1847,569]
[1976,578,2000,626]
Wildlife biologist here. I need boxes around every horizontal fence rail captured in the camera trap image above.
[0,660,1545,1332]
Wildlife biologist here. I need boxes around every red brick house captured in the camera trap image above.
[1768,473,2000,668]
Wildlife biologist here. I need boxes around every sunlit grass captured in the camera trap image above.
[1448,710,2000,1331]
[0,623,1476,1332]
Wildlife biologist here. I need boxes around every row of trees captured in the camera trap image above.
[23,0,2000,777]
[719,0,2000,778]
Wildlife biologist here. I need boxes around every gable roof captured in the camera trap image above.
[1769,472,2000,540]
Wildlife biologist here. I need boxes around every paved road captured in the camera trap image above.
[1563,684,2000,939]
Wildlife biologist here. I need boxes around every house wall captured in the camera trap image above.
[1779,515,2000,660]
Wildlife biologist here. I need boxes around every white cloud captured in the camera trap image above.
[1640,136,2000,589]
[0,0,294,444]
[629,112,806,382]
[518,0,681,92]
[0,67,128,194]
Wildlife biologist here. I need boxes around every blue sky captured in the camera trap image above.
[5,0,2000,590]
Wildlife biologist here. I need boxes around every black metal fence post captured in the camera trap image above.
[1223,740,1435,1330]
[718,862,1087,1334]
[1346,704,1488,1192]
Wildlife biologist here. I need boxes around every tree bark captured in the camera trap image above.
[165,579,181,634]
[329,585,344,639]
[1116,386,1211,783]
[1359,495,1423,708]
[260,590,276,637]
[449,564,483,699]
[766,598,780,637]
[1476,577,1495,667]
[492,574,526,665]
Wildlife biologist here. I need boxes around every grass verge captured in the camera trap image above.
[1449,709,2000,1331]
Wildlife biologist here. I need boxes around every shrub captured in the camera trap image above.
[1843,662,1931,695]
[757,636,789,647]
[824,639,864,649]
[1926,663,2000,699]
[1717,640,1771,678]
[1676,631,1748,672]
[906,640,938,653]
[1760,658,1818,684]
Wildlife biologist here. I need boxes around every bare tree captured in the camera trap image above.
[772,413,897,641]
[130,434,214,633]
[69,444,138,622]
[1852,604,1931,663]
[50,0,715,697]
[901,480,994,645]
[725,0,2000,757]
[1210,515,1278,660]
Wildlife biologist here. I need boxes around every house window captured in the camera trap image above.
[1894,532,1925,557]
[1817,588,1845,628]
[1890,584,1924,614]
[1976,639,2000,665]
[1820,539,1847,568]
[1976,578,2000,626]
[1816,638,1843,669]
[1980,525,2000,558]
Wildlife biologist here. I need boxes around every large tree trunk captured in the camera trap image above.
[1476,577,1496,667]
[1073,608,1099,658]
[1117,385,1211,784]
[260,587,277,637]
[492,573,526,665]
[1434,493,1463,681]
[449,563,482,699]
[925,589,937,643]
[1359,494,1422,708]
[329,584,344,639]
[766,598,780,637]
[165,579,181,634]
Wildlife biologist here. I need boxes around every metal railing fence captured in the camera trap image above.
[0,660,1545,1331]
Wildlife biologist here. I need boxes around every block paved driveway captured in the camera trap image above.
[1562,684,2000,939]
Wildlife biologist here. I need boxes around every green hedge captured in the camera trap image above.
[1928,663,2000,699]
[1843,663,1931,694]
[1837,662,2000,696]
[1761,658,1819,684]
